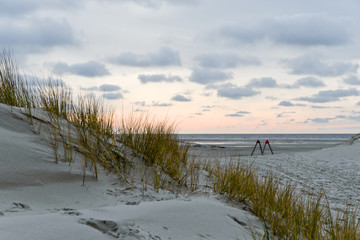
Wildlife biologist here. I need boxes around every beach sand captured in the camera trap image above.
[190,135,360,212]
[189,139,342,158]
[0,103,263,239]
[1,102,359,239]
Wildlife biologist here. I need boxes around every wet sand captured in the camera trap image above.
[189,140,343,158]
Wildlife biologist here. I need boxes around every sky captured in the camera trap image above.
[1,0,360,133]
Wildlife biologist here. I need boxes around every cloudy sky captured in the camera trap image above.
[2,0,360,133]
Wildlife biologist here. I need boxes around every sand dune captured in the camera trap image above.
[0,103,263,239]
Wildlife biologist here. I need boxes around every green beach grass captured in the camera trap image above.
[1,50,360,239]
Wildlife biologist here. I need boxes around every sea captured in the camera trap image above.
[179,134,357,156]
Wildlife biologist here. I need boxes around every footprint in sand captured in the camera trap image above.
[78,218,161,239]
[5,202,31,213]
[60,208,83,216]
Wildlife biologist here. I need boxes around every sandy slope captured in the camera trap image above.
[0,103,263,240]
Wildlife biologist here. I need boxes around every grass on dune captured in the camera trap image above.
[0,50,130,184]
[208,159,360,239]
[117,112,200,192]
[1,49,360,239]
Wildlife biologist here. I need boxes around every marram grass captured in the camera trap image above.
[208,158,360,239]
[1,50,360,239]
[116,111,200,193]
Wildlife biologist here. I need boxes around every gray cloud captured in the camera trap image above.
[278,101,305,107]
[81,84,121,92]
[119,0,198,8]
[309,115,349,123]
[293,76,325,88]
[237,111,250,114]
[138,74,182,84]
[348,116,360,121]
[217,84,260,100]
[102,92,123,100]
[220,14,351,46]
[277,111,295,118]
[152,102,173,107]
[225,111,250,117]
[357,101,360,106]
[296,88,359,103]
[194,53,260,69]
[309,117,333,123]
[189,68,232,85]
[81,84,124,100]
[171,94,191,102]
[98,84,121,92]
[0,18,78,53]
[246,77,278,88]
[285,54,358,77]
[311,105,331,109]
[109,47,181,67]
[343,75,360,85]
[135,101,146,106]
[0,0,83,16]
[225,113,245,117]
[53,61,110,77]
[266,96,278,100]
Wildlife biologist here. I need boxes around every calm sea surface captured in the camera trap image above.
[179,134,356,155]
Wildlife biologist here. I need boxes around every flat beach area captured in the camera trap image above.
[189,134,360,212]
[187,136,348,157]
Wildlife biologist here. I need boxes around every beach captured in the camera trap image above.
[1,103,359,239]
[0,103,264,240]
[187,134,360,212]
[184,133,353,157]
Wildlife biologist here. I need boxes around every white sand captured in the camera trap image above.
[0,103,263,240]
[1,102,358,239]
[241,136,360,211]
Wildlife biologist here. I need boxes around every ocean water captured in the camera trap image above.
[180,134,356,155]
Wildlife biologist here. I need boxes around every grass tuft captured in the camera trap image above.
[117,112,199,192]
